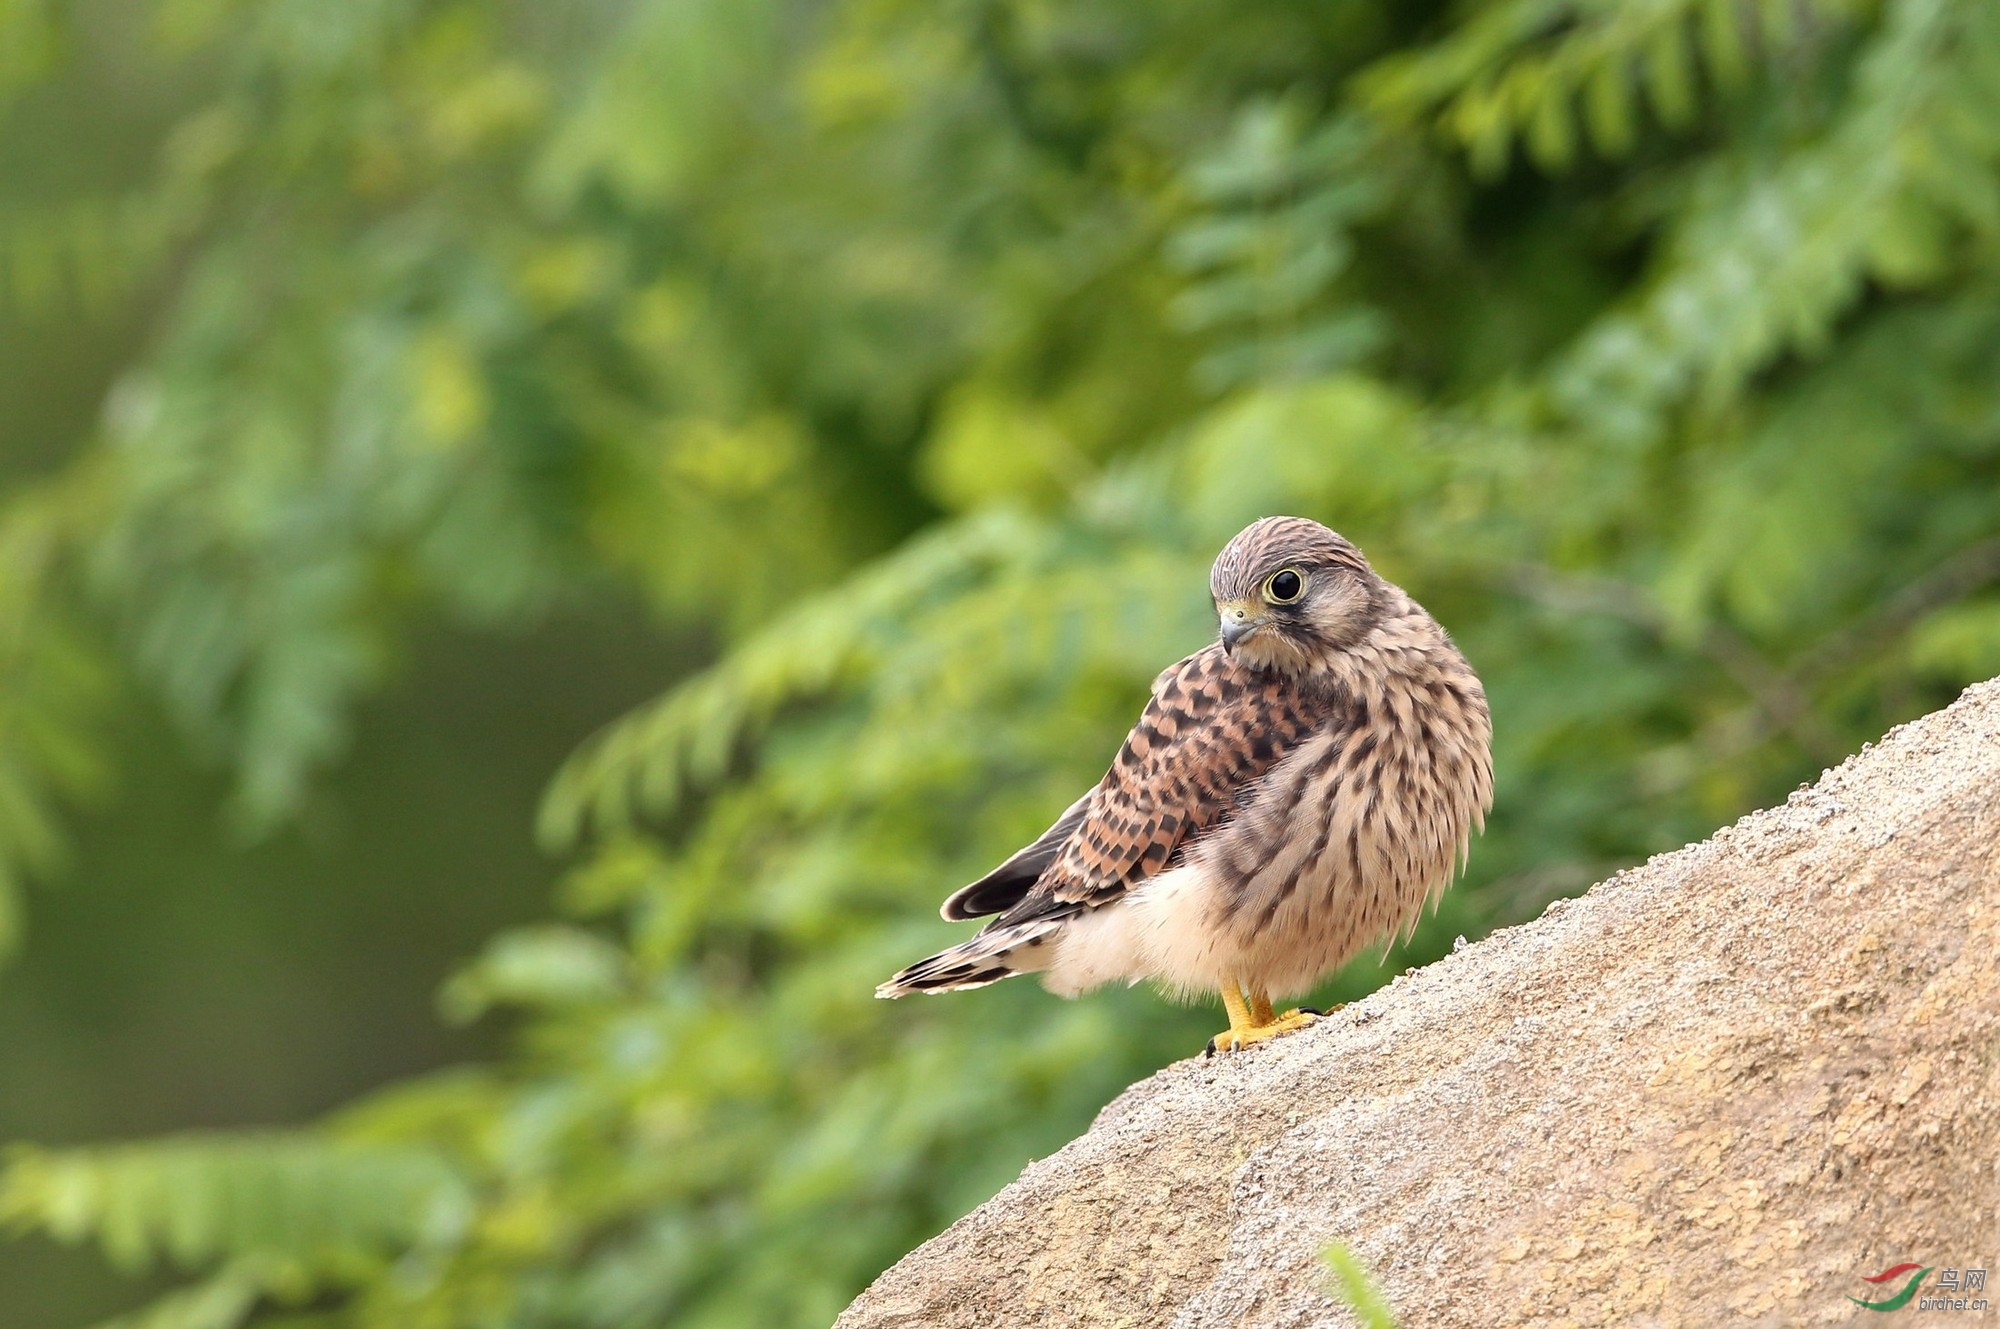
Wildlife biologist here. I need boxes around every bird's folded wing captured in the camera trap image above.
[998,644,1325,925]
[939,791,1094,921]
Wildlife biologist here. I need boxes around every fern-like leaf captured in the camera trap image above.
[1360,0,1863,172]
[1553,0,2000,440]
[0,481,113,955]
[85,1269,260,1329]
[1166,104,1387,390]
[538,508,1043,848]
[0,1135,472,1277]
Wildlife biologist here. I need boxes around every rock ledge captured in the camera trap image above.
[837,680,2000,1328]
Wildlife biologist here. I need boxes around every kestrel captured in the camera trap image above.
[876,516,1493,1053]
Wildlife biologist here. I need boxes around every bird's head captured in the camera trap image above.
[1209,516,1384,674]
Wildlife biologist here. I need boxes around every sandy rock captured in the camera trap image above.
[836,680,2000,1328]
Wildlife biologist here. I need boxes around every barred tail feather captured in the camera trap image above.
[875,919,1060,998]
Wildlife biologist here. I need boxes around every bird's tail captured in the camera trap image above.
[874,917,1061,998]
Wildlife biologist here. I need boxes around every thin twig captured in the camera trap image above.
[1507,535,2000,782]
[1792,534,2000,685]
[1503,565,1846,764]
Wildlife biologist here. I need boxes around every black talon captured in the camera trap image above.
[1204,1038,1218,1059]
[1298,1006,1325,1017]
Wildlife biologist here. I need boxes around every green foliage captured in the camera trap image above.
[1323,1241,1399,1329]
[0,1134,471,1328]
[1361,0,1869,173]
[5,0,2000,1325]
[0,0,62,118]
[0,477,113,954]
[0,1136,469,1276]
[1167,105,1388,389]
[1553,0,2000,442]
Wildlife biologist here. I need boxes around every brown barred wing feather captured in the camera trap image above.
[938,790,1093,921]
[998,644,1328,926]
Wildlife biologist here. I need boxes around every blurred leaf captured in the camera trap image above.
[4,0,2000,1326]
[440,925,629,1024]
[0,1136,471,1276]
[1323,1241,1398,1329]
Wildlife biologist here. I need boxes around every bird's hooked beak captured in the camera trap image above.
[1217,599,1264,655]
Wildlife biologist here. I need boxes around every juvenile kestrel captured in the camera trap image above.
[876,516,1493,1053]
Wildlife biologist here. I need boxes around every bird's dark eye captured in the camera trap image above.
[1264,568,1305,604]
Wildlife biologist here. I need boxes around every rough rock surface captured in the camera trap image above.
[837,681,2000,1328]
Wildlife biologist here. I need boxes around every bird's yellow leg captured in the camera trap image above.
[1207,981,1323,1055]
[1212,979,1255,1048]
[1255,982,1341,1027]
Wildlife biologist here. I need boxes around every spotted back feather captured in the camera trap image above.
[1001,644,1330,921]
[877,646,1337,999]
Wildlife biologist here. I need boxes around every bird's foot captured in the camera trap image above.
[1205,1008,1321,1056]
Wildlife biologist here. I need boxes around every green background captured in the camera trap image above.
[1,1,1998,1325]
